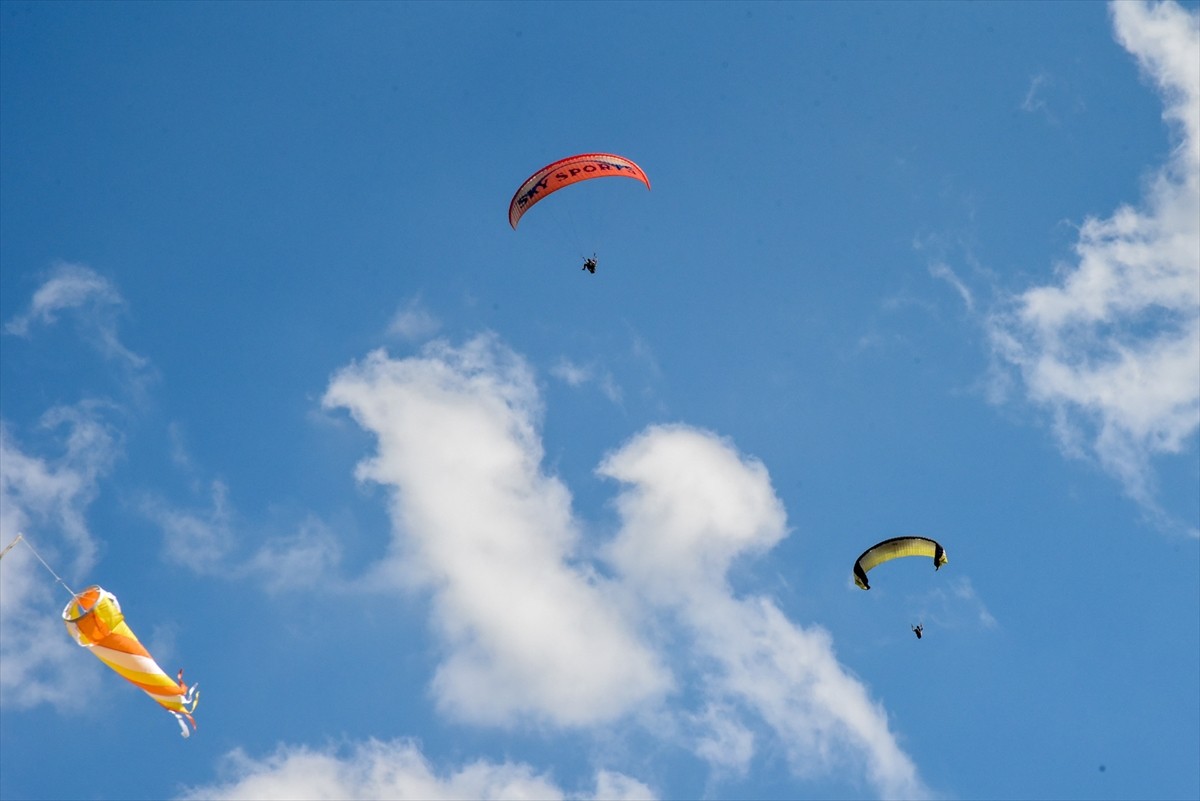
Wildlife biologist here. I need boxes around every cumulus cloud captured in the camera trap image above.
[322,335,672,727]
[178,738,657,801]
[600,426,930,801]
[602,426,788,605]
[4,262,148,371]
[989,0,1200,529]
[318,336,929,796]
[0,406,118,709]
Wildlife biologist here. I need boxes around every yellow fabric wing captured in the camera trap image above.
[853,536,947,590]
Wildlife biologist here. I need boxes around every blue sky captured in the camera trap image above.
[1,2,1197,799]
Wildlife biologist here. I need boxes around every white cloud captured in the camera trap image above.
[241,515,343,593]
[322,335,672,727]
[387,296,441,341]
[692,704,756,775]
[600,426,930,801]
[929,261,975,311]
[589,770,657,801]
[913,577,997,631]
[1019,71,1086,124]
[601,426,787,605]
[551,358,592,387]
[551,358,623,403]
[141,479,236,573]
[0,407,118,580]
[0,550,83,710]
[0,406,118,709]
[167,422,199,474]
[4,262,148,371]
[178,738,657,801]
[988,0,1200,529]
[1113,0,1200,158]
[141,480,344,593]
[0,269,144,710]
[1021,72,1052,114]
[319,337,932,796]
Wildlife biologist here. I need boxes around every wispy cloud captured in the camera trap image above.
[691,704,756,775]
[0,405,119,709]
[177,738,657,801]
[387,296,441,341]
[4,262,148,373]
[929,261,975,311]
[552,358,592,387]
[0,406,120,580]
[1020,71,1086,125]
[551,357,623,403]
[1021,72,1052,115]
[989,0,1200,532]
[913,577,997,631]
[140,480,343,593]
[240,515,343,593]
[141,479,236,573]
[0,268,146,711]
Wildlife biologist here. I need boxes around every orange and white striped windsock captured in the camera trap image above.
[63,585,200,737]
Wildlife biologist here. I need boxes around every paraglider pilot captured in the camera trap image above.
[582,256,597,274]
[912,624,923,639]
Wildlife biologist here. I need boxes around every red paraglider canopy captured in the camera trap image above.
[508,152,650,229]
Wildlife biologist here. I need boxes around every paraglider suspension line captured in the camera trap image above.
[1,534,77,597]
[561,199,587,259]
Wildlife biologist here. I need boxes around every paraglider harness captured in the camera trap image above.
[582,255,597,274]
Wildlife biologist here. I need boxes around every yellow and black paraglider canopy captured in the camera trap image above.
[852,536,947,590]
